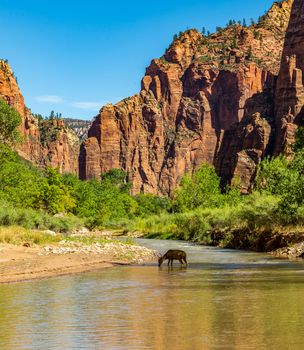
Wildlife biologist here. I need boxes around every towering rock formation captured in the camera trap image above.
[216,92,274,192]
[1,0,299,193]
[80,0,293,195]
[0,60,44,161]
[0,60,79,174]
[39,118,79,174]
[274,0,304,156]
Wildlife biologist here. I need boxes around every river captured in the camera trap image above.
[1,239,304,349]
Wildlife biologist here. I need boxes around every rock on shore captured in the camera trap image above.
[41,240,158,263]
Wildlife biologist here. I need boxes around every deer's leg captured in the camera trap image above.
[183,258,187,265]
[179,259,183,265]
[171,259,173,266]
[167,259,170,266]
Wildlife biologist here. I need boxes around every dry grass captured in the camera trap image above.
[0,226,62,245]
[0,226,135,246]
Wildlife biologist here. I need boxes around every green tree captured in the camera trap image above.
[64,170,137,228]
[0,145,43,208]
[174,164,222,211]
[255,153,304,222]
[294,126,304,152]
[134,194,172,217]
[37,167,76,214]
[0,98,22,145]
[255,156,290,195]
[101,168,131,193]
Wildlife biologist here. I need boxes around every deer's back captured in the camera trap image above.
[165,249,186,259]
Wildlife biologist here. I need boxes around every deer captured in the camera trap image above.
[158,249,187,267]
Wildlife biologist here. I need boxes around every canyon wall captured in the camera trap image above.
[80,0,293,195]
[0,60,79,174]
[2,0,300,195]
[274,0,304,156]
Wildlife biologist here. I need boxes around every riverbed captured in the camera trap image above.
[1,239,304,349]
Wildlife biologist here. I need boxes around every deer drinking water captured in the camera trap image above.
[158,249,187,267]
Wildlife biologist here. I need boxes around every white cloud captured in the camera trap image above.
[35,95,65,104]
[34,95,109,112]
[71,101,104,111]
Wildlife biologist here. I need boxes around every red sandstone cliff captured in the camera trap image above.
[39,118,79,174]
[1,0,297,192]
[80,0,293,195]
[274,0,304,156]
[0,60,79,174]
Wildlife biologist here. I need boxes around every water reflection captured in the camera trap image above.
[1,240,304,349]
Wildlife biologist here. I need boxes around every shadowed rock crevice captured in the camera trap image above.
[215,91,275,192]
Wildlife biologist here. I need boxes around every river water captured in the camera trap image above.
[1,239,304,349]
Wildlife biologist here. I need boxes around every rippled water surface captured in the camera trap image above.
[1,239,304,349]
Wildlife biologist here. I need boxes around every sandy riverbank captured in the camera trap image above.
[0,240,157,284]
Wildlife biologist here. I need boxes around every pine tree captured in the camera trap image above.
[49,111,55,120]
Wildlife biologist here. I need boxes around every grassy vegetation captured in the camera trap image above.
[122,194,283,241]
[0,226,63,245]
[0,226,135,246]
[0,201,83,232]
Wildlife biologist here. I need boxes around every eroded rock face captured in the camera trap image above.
[40,119,79,174]
[80,1,293,195]
[79,135,101,180]
[0,60,79,174]
[80,57,275,195]
[3,1,296,193]
[275,0,304,156]
[216,92,274,193]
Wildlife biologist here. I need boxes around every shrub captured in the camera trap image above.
[0,201,83,232]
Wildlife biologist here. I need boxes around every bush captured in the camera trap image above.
[0,201,83,232]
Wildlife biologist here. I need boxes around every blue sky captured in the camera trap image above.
[0,0,275,120]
